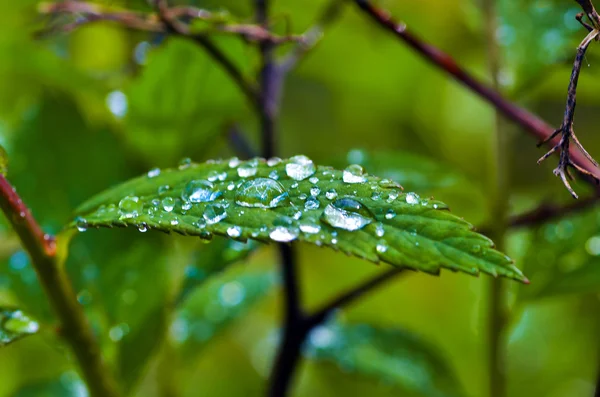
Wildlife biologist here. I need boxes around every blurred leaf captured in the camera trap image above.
[72,156,526,281]
[177,236,260,305]
[123,37,249,166]
[536,257,600,297]
[0,307,39,347]
[13,372,86,397]
[0,144,7,176]
[175,268,277,362]
[305,321,464,397]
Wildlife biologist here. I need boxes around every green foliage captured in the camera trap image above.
[72,156,526,282]
[305,321,464,397]
[0,307,39,347]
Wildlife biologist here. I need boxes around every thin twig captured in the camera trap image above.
[305,268,406,328]
[352,0,600,189]
[508,195,600,228]
[0,175,120,397]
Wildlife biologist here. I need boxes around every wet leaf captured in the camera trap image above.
[72,156,526,282]
[304,321,464,397]
[0,307,39,347]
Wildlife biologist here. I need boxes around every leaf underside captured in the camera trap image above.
[72,157,526,282]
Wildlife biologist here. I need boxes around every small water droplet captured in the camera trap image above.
[229,157,240,168]
[379,179,401,188]
[75,216,88,232]
[182,201,192,211]
[119,196,142,219]
[299,221,321,234]
[385,210,396,219]
[309,176,319,184]
[375,223,385,237]
[138,223,148,232]
[269,226,299,242]
[405,192,420,205]
[321,198,374,231]
[207,170,220,182]
[304,197,320,210]
[310,187,320,197]
[376,242,388,253]
[267,157,282,166]
[299,193,307,200]
[285,155,315,181]
[433,204,439,209]
[227,226,242,238]
[269,170,279,180]
[158,185,170,195]
[147,168,161,178]
[178,157,192,169]
[182,180,222,203]
[291,182,299,189]
[387,191,399,202]
[237,163,258,178]
[371,192,382,201]
[235,178,289,208]
[162,197,175,212]
[203,204,227,224]
[227,182,236,191]
[325,189,338,200]
[343,164,367,184]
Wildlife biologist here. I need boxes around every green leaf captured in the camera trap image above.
[176,237,259,305]
[72,156,526,282]
[0,307,39,347]
[175,268,277,362]
[12,373,86,397]
[304,321,464,397]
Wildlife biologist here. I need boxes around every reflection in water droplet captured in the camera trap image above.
[309,176,319,184]
[267,157,282,166]
[286,155,316,181]
[182,180,222,203]
[405,192,420,205]
[385,210,396,219]
[269,170,279,180]
[321,198,374,231]
[229,157,240,168]
[203,204,227,224]
[375,223,385,237]
[269,226,299,242]
[235,178,288,208]
[376,242,388,253]
[299,221,321,234]
[178,157,192,169]
[227,226,242,238]
[238,163,258,177]
[305,197,320,210]
[326,189,337,200]
[75,217,88,232]
[147,168,160,178]
[343,164,367,184]
[310,186,320,197]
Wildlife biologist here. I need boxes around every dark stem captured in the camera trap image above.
[352,0,600,186]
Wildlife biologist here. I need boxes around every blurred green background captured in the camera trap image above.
[2,0,600,396]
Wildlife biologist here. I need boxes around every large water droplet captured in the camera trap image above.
[162,197,175,212]
[321,198,374,231]
[182,180,222,203]
[269,226,299,242]
[119,196,142,219]
[285,155,315,181]
[235,178,288,209]
[405,192,420,205]
[203,204,227,224]
[343,164,367,184]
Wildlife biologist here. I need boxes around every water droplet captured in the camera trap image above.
[291,182,299,189]
[376,242,388,253]
[182,180,222,203]
[178,157,192,169]
[309,176,319,184]
[375,223,385,237]
[162,197,175,212]
[227,182,236,191]
[207,170,220,182]
[379,179,401,188]
[387,191,399,202]
[299,193,307,200]
[472,244,482,254]
[270,226,299,242]
[227,226,242,238]
[304,197,320,210]
[433,204,439,209]
[269,170,279,180]
[371,192,381,201]
[170,217,179,225]
[203,204,227,224]
[405,192,420,205]
[299,221,321,234]
[267,157,282,166]
[182,201,192,211]
[138,223,148,232]
[325,189,337,200]
[158,185,170,195]
[343,164,367,184]
[3,310,39,335]
[106,90,127,118]
[235,178,289,208]
[285,155,315,181]
[237,163,257,177]
[310,187,320,197]
[147,168,160,178]
[229,157,240,168]
[321,198,374,231]
[385,209,396,219]
[74,216,88,232]
[119,196,141,219]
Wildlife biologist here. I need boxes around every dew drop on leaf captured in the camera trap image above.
[405,192,421,205]
[235,178,288,209]
[385,210,396,219]
[309,176,319,184]
[227,226,242,238]
[237,163,258,178]
[285,155,316,181]
[325,189,338,200]
[299,221,321,234]
[228,157,240,168]
[178,157,192,169]
[203,204,227,224]
[182,180,222,203]
[343,164,367,184]
[147,168,161,178]
[162,197,175,212]
[310,186,321,197]
[269,226,299,242]
[118,196,142,219]
[267,157,282,166]
[376,242,388,253]
[74,216,88,232]
[321,198,374,231]
[304,197,320,210]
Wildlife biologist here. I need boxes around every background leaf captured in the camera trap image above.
[0,307,39,347]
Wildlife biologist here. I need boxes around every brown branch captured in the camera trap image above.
[575,0,600,28]
[352,0,600,191]
[0,175,120,397]
[507,194,600,229]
